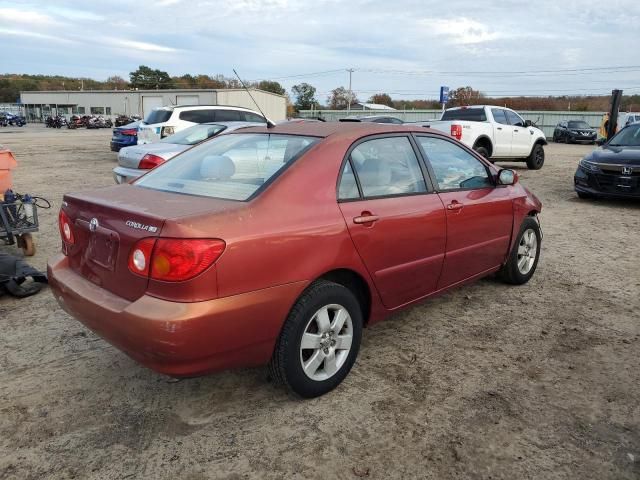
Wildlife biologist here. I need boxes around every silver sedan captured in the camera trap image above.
[113,121,262,184]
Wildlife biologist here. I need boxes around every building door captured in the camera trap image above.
[176,95,199,105]
[142,96,163,118]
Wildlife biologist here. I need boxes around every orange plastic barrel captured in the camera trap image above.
[0,146,17,193]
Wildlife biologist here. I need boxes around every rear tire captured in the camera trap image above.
[473,145,490,159]
[526,144,545,170]
[499,217,541,285]
[269,280,363,398]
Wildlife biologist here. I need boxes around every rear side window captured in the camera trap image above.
[179,110,215,123]
[441,108,487,122]
[135,134,318,201]
[338,161,359,200]
[417,136,492,191]
[491,109,509,125]
[145,109,173,124]
[243,112,266,123]
[348,136,426,198]
[215,110,243,121]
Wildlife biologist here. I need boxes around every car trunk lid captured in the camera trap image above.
[61,184,239,302]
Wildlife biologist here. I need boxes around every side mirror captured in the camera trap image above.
[595,138,606,146]
[498,169,517,186]
[524,120,533,127]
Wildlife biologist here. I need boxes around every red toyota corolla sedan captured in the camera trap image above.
[49,121,542,398]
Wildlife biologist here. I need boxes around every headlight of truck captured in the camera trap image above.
[579,159,601,173]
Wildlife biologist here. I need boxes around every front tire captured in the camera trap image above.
[526,144,545,170]
[499,217,541,285]
[270,280,363,398]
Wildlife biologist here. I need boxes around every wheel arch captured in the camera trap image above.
[317,268,372,326]
[472,136,493,157]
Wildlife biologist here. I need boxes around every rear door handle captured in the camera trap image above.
[353,215,379,224]
[497,127,502,130]
[447,202,464,211]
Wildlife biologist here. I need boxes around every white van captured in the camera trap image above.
[137,105,267,144]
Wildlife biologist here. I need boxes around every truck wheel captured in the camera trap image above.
[473,145,490,159]
[526,144,545,170]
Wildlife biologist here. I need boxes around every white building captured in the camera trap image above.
[20,88,287,122]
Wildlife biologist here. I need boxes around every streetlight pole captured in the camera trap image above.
[346,68,354,113]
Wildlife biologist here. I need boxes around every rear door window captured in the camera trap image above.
[417,136,493,191]
[215,110,243,121]
[179,110,211,123]
[347,136,427,198]
[491,109,509,125]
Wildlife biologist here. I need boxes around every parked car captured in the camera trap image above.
[574,122,640,200]
[137,105,268,145]
[339,115,404,124]
[110,121,140,152]
[421,106,547,169]
[49,121,542,398]
[113,121,263,184]
[553,120,597,144]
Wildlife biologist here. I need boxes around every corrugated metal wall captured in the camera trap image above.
[299,109,606,138]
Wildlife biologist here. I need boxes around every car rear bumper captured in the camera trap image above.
[48,254,307,377]
[113,166,145,184]
[110,139,136,152]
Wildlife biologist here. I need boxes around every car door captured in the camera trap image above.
[505,110,531,156]
[490,108,514,157]
[337,135,447,309]
[414,135,514,289]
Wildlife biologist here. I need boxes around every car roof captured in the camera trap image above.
[230,120,446,140]
[161,105,259,112]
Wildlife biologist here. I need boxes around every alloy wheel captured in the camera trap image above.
[299,304,353,381]
[517,228,538,274]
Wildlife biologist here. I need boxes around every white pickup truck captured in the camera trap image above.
[422,105,548,170]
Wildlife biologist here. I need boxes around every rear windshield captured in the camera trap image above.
[160,124,226,145]
[441,108,487,122]
[135,133,319,201]
[144,109,172,124]
[568,121,590,129]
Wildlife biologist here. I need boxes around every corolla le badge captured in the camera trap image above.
[89,218,99,232]
[126,220,158,233]
[621,166,633,175]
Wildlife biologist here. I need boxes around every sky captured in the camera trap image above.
[2,0,640,101]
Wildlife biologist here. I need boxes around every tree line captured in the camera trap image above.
[2,66,639,113]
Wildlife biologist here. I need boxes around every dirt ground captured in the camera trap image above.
[0,125,638,480]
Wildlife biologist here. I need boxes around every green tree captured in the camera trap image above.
[256,80,286,96]
[129,65,172,89]
[291,83,318,110]
[368,93,393,107]
[328,86,357,110]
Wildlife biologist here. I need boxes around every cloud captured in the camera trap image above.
[102,38,178,53]
[0,7,58,25]
[426,17,503,44]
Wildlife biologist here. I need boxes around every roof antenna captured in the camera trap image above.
[233,69,276,128]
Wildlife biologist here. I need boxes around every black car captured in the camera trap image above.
[574,123,640,199]
[339,115,403,124]
[553,120,597,144]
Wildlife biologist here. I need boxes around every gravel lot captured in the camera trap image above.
[1,125,638,480]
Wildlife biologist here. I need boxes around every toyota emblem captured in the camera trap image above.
[89,218,99,232]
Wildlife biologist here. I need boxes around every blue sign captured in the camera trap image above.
[439,86,449,104]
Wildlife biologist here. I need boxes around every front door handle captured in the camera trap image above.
[353,214,379,224]
[447,202,464,211]
[497,127,502,130]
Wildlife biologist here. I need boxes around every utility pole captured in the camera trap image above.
[346,68,354,113]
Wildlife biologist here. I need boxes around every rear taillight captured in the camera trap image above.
[128,238,225,282]
[127,238,155,277]
[451,124,463,140]
[139,154,166,169]
[120,128,138,136]
[58,209,75,246]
